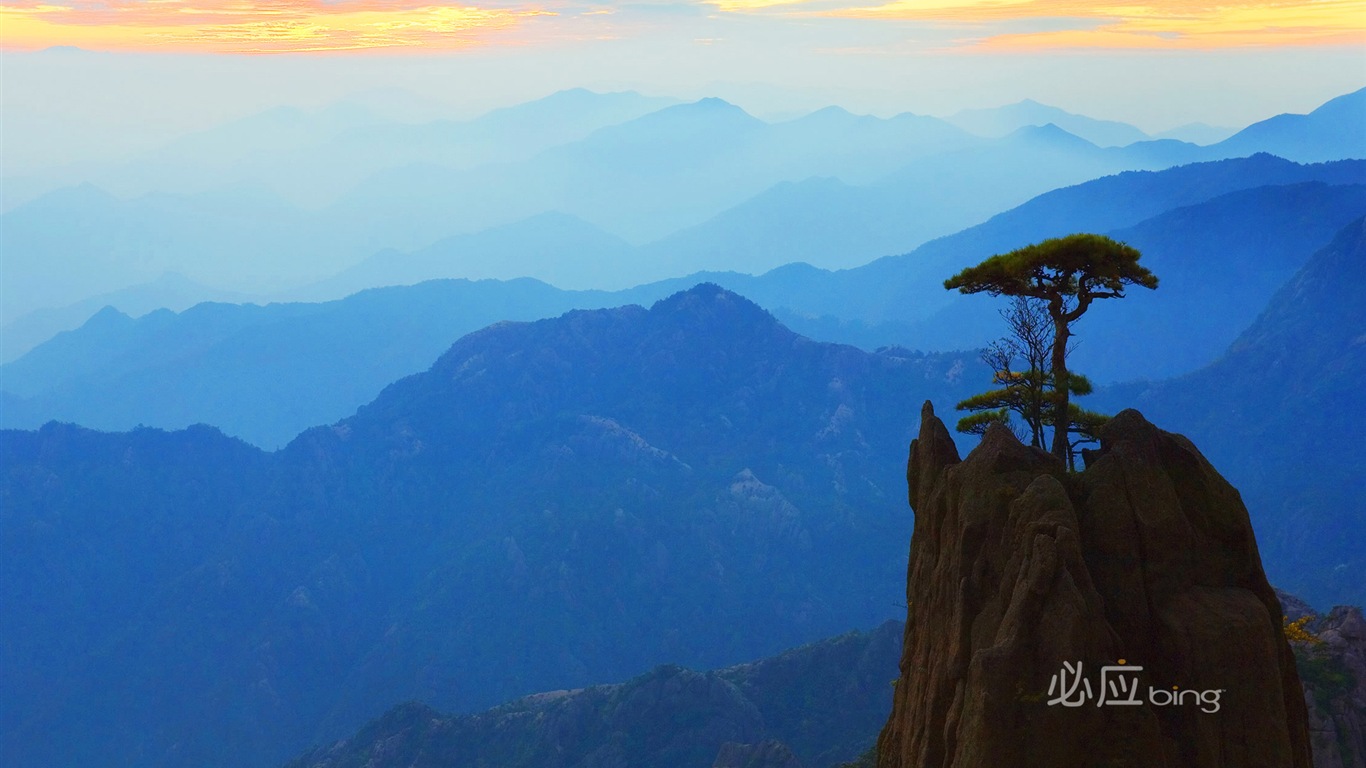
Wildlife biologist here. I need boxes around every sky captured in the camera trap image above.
[1,0,1364,172]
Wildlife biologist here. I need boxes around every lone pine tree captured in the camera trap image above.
[945,234,1158,461]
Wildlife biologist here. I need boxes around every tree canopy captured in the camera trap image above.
[944,233,1157,305]
[945,234,1157,461]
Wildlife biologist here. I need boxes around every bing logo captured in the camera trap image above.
[1046,659,1223,713]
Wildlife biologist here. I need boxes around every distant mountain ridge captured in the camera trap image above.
[6,155,1362,447]
[10,87,1362,320]
[92,88,682,208]
[0,271,255,363]
[293,211,635,298]
[1211,87,1366,163]
[0,285,984,767]
[896,179,1366,381]
[1,278,609,447]
[286,621,903,768]
[946,98,1150,147]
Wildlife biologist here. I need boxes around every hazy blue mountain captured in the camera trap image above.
[297,116,1215,292]
[946,99,1151,147]
[323,98,973,250]
[898,180,1366,381]
[672,155,1366,351]
[0,184,148,321]
[332,87,453,123]
[0,272,256,363]
[638,120,1358,282]
[306,89,680,199]
[0,285,983,767]
[305,103,1188,276]
[94,102,387,203]
[854,123,1202,241]
[1153,121,1238,145]
[0,279,617,448]
[293,212,636,299]
[1096,216,1366,607]
[0,182,326,321]
[2,90,688,315]
[770,156,1363,338]
[14,89,1364,317]
[466,87,681,140]
[287,621,902,768]
[93,89,680,208]
[1210,87,1366,163]
[760,106,980,184]
[512,97,776,242]
[905,152,1366,258]
[8,156,1362,446]
[320,98,771,252]
[632,176,972,277]
[630,123,1144,276]
[640,88,1361,278]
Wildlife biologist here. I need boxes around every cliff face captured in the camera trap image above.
[1301,607,1366,768]
[878,403,1312,768]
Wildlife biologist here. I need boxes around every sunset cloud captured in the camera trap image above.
[0,0,555,52]
[3,0,1363,52]
[818,0,1366,50]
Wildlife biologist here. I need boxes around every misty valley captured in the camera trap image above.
[2,73,1364,768]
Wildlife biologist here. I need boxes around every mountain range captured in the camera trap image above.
[5,207,1364,764]
[0,285,983,767]
[1211,88,1366,164]
[287,621,902,768]
[0,272,254,363]
[0,278,601,448]
[898,179,1366,381]
[5,154,1362,448]
[944,98,1152,147]
[4,88,1362,323]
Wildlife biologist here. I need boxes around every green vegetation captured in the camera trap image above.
[951,296,1109,468]
[1287,615,1353,713]
[1285,612,1356,761]
[946,234,1157,464]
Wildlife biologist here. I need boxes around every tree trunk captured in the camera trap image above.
[1050,315,1070,461]
[1029,371,1044,448]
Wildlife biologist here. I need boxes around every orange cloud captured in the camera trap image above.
[0,0,554,52]
[820,0,1366,50]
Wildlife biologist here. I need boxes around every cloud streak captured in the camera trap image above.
[3,0,1363,52]
[815,0,1366,50]
[0,0,555,52]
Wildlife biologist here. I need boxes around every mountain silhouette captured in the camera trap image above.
[1212,87,1366,163]
[7,156,1362,446]
[0,285,984,767]
[946,98,1151,147]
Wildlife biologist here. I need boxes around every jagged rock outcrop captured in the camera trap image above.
[878,402,1312,768]
[1280,589,1319,621]
[1300,607,1366,768]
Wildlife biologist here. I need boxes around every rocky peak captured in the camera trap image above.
[646,283,797,345]
[878,403,1311,767]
